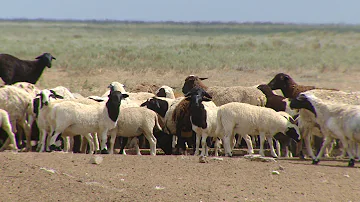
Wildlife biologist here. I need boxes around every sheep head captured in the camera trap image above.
[289,93,317,117]
[267,73,294,90]
[35,53,56,68]
[182,75,208,94]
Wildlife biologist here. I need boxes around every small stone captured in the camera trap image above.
[211,157,223,161]
[89,155,103,165]
[272,170,280,175]
[279,165,285,170]
[344,174,350,178]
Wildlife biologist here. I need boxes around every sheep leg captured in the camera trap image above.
[38,129,48,152]
[100,129,109,153]
[83,133,94,154]
[223,132,233,157]
[49,131,62,151]
[267,136,278,158]
[143,129,157,156]
[131,138,141,156]
[92,133,100,152]
[200,134,208,157]
[243,134,254,155]
[342,138,355,167]
[172,135,177,149]
[80,136,88,153]
[275,140,281,157]
[313,136,333,164]
[108,131,116,155]
[62,135,71,152]
[259,133,266,157]
[194,133,201,156]
[214,138,220,157]
[304,134,316,159]
[0,126,18,151]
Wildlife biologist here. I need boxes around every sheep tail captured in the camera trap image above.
[154,115,162,132]
[215,109,223,136]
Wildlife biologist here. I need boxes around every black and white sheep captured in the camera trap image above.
[0,53,56,85]
[184,87,221,156]
[48,90,129,153]
[290,91,360,167]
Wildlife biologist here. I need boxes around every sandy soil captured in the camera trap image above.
[1,151,360,202]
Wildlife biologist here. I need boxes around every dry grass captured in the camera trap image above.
[1,21,360,96]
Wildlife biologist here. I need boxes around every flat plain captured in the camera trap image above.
[1,21,360,202]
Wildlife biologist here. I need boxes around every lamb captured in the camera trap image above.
[48,90,129,154]
[290,91,360,167]
[181,75,266,106]
[0,109,18,151]
[108,107,160,156]
[0,85,34,151]
[216,102,301,157]
[184,87,222,156]
[0,53,56,85]
[155,85,176,99]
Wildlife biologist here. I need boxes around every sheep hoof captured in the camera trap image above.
[348,159,355,167]
[312,159,320,165]
[95,150,101,154]
[49,145,61,152]
[101,149,109,154]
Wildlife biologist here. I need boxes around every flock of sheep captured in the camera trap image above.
[0,53,360,167]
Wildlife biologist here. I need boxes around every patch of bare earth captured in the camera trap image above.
[0,152,360,202]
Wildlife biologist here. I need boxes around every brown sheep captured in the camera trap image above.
[182,75,266,106]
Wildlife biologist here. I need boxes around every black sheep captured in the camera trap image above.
[0,53,56,85]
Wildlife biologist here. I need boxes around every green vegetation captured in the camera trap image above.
[1,21,360,72]
[1,21,359,95]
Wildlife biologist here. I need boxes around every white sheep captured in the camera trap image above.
[290,91,360,167]
[0,109,18,151]
[294,89,360,159]
[48,91,129,154]
[108,107,160,156]
[216,102,301,157]
[155,85,176,99]
[0,85,34,151]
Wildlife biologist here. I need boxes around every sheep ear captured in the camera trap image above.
[202,97,212,102]
[199,77,208,80]
[52,56,56,60]
[122,94,129,99]
[185,97,191,101]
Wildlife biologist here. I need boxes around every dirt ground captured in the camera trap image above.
[1,150,360,202]
[1,70,360,202]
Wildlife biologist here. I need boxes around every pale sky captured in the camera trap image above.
[0,0,358,24]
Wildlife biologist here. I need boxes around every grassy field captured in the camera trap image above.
[1,20,360,96]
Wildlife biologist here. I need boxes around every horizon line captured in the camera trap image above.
[0,18,358,26]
